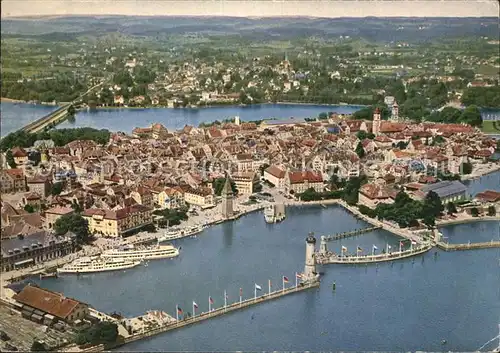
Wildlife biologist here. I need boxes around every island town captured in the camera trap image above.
[1,98,499,351]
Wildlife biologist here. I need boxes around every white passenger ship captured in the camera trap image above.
[101,243,180,261]
[57,256,141,274]
[157,225,204,243]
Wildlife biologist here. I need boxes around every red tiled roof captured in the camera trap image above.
[5,169,24,179]
[288,171,323,184]
[13,285,85,320]
[475,190,500,202]
[11,147,27,158]
[265,166,286,179]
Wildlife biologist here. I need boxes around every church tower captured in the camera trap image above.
[303,232,318,283]
[221,173,234,218]
[372,107,381,136]
[391,101,399,121]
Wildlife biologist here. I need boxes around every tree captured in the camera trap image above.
[446,202,457,215]
[76,321,118,346]
[51,182,64,196]
[459,105,482,127]
[31,341,47,351]
[470,207,479,217]
[355,142,365,158]
[258,163,270,176]
[461,162,473,175]
[24,204,35,213]
[487,206,496,216]
[67,104,76,116]
[422,191,444,219]
[6,150,17,168]
[212,178,238,196]
[54,213,90,244]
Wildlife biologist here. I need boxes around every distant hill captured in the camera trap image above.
[1,16,498,43]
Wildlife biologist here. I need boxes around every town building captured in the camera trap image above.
[27,175,51,198]
[284,171,324,194]
[130,186,154,208]
[263,165,286,189]
[82,205,153,237]
[157,187,185,209]
[0,168,27,194]
[232,172,258,195]
[1,230,76,272]
[184,187,215,208]
[44,207,74,229]
[417,180,468,203]
[13,285,89,324]
[11,147,29,166]
[358,183,396,209]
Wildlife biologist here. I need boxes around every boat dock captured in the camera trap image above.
[316,244,433,264]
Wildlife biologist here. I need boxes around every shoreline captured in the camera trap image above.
[2,98,368,111]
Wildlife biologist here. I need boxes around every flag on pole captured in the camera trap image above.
[239,287,243,304]
[209,296,214,305]
[177,306,183,314]
[224,290,228,308]
[254,283,261,300]
[373,245,378,250]
[411,240,417,244]
[268,279,272,294]
[357,246,362,252]
[283,276,289,283]
[296,273,302,279]
[209,296,213,312]
[193,301,198,309]
[341,246,347,252]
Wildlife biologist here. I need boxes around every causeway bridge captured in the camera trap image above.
[14,81,106,135]
[20,104,72,134]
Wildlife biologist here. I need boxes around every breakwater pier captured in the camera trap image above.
[112,282,319,351]
[316,244,433,264]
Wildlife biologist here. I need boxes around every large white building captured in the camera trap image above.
[263,166,286,190]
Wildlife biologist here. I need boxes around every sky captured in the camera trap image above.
[1,0,498,18]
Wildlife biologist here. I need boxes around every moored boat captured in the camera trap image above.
[101,243,180,261]
[57,256,141,274]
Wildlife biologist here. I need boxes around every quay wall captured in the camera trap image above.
[436,216,500,227]
[436,241,500,251]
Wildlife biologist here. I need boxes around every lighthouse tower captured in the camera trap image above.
[372,107,381,136]
[303,232,318,283]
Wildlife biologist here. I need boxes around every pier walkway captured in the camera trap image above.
[108,282,320,351]
[336,201,426,244]
[316,244,433,264]
[321,226,381,242]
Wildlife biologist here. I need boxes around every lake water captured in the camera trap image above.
[439,220,500,244]
[0,102,58,137]
[32,205,500,351]
[464,170,500,196]
[0,102,363,136]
